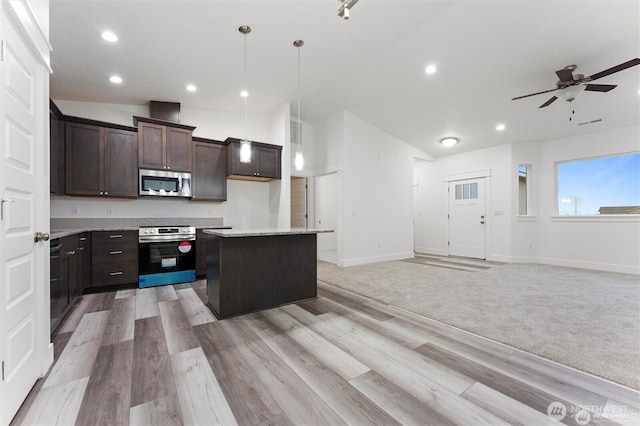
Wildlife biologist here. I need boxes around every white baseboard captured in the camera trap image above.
[508,255,539,264]
[339,251,414,267]
[414,247,448,256]
[538,257,640,275]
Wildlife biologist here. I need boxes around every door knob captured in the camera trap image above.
[34,232,50,242]
[480,221,485,224]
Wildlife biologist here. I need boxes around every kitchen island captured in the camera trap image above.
[202,228,332,319]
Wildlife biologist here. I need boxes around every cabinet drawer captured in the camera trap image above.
[92,260,138,287]
[92,241,138,264]
[92,230,137,244]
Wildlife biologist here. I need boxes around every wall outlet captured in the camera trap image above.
[71,207,79,216]
[528,242,533,249]
[107,208,113,216]
[208,209,214,216]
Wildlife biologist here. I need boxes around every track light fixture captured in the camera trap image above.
[338,0,359,20]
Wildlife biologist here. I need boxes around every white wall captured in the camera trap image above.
[536,124,640,274]
[269,102,290,228]
[50,100,286,229]
[415,123,639,274]
[313,111,426,266]
[414,144,513,262]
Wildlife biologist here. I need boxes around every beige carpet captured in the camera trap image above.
[317,260,640,390]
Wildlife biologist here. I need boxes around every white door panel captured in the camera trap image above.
[448,178,486,259]
[0,9,49,425]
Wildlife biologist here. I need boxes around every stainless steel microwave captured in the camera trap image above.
[139,169,192,198]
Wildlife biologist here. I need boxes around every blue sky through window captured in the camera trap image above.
[557,153,640,215]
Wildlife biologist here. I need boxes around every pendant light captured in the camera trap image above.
[293,40,304,171]
[239,25,252,163]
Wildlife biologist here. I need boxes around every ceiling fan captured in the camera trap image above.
[512,58,640,108]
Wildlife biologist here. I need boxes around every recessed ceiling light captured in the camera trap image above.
[440,137,458,147]
[425,64,437,75]
[240,90,249,98]
[186,84,197,92]
[108,75,122,84]
[101,31,118,42]
[496,123,506,131]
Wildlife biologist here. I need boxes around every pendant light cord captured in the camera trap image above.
[297,45,301,148]
[244,32,248,141]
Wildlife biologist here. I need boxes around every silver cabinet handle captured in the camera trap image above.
[109,250,123,255]
[66,250,76,255]
[109,271,123,276]
[109,235,123,239]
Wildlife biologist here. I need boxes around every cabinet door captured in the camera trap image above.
[227,141,258,176]
[193,142,227,201]
[65,122,103,195]
[138,122,165,169]
[49,114,65,194]
[166,127,193,171]
[104,128,138,197]
[256,146,281,178]
[195,230,207,276]
[78,233,92,289]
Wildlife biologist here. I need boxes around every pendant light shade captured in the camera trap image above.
[294,39,304,171]
[239,25,252,163]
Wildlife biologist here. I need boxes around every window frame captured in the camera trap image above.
[554,152,640,220]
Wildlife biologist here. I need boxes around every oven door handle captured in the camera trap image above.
[138,235,196,243]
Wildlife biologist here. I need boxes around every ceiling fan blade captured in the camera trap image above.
[555,68,574,82]
[538,96,558,108]
[584,84,617,92]
[512,88,558,101]
[588,58,640,81]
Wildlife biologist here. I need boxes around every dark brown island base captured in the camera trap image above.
[203,228,333,319]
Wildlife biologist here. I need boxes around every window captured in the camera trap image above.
[556,153,640,215]
[518,165,529,215]
[455,182,478,200]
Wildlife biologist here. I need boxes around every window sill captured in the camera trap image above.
[551,215,640,222]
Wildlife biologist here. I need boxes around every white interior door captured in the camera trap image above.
[0,11,50,425]
[448,178,486,259]
[316,172,338,255]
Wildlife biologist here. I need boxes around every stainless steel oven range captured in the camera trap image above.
[138,226,196,288]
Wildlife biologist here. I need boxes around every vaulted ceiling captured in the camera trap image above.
[49,0,640,158]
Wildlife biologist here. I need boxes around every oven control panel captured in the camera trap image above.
[139,226,196,241]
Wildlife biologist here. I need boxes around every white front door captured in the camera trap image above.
[448,178,486,259]
[0,10,51,425]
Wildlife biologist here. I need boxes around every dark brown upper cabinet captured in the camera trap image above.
[192,138,227,201]
[225,137,282,181]
[134,116,195,172]
[65,121,138,197]
[50,100,65,195]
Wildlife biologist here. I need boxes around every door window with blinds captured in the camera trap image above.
[454,182,478,200]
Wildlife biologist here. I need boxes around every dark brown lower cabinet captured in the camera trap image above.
[91,230,138,288]
[51,233,84,333]
[196,230,208,277]
[206,233,317,319]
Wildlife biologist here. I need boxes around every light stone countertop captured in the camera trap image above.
[51,225,231,240]
[202,228,333,238]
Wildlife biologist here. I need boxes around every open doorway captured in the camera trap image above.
[316,172,339,264]
[290,176,307,228]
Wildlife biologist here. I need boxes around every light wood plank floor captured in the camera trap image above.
[12,280,640,426]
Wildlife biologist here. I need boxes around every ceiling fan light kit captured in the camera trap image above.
[512,58,640,109]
